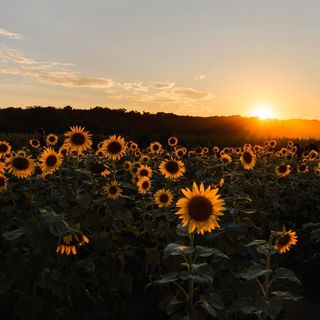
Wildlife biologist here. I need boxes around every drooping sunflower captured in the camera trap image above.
[154,189,173,208]
[101,135,127,160]
[137,176,151,194]
[240,150,256,170]
[275,164,291,177]
[56,231,90,256]
[0,174,8,192]
[159,159,185,180]
[46,133,59,146]
[176,182,225,235]
[6,154,35,179]
[64,126,92,152]
[274,229,298,254]
[29,139,40,149]
[137,165,153,178]
[104,180,123,200]
[90,162,110,177]
[39,148,63,174]
[0,141,11,158]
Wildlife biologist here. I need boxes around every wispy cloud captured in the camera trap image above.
[0,46,215,110]
[0,28,22,39]
[150,81,176,90]
[194,70,217,80]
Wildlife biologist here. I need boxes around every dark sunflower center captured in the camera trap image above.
[277,234,291,246]
[188,196,213,221]
[107,141,122,154]
[109,186,118,194]
[222,157,229,163]
[243,151,253,163]
[165,161,179,174]
[0,144,8,153]
[90,163,105,174]
[71,132,86,146]
[49,137,55,142]
[152,144,159,150]
[46,155,58,167]
[169,138,176,144]
[278,165,287,173]
[178,150,183,156]
[159,193,169,203]
[139,169,149,176]
[12,157,29,170]
[299,165,306,171]
[142,181,150,189]
[0,177,5,186]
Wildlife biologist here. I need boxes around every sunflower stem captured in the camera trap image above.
[188,232,195,317]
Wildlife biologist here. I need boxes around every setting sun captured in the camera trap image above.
[250,104,276,120]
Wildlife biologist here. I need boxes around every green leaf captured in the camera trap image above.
[192,274,213,286]
[200,297,217,317]
[239,264,272,280]
[2,228,24,240]
[270,291,302,301]
[229,297,256,314]
[255,297,281,320]
[154,272,178,284]
[246,240,268,247]
[195,245,230,259]
[166,299,185,316]
[208,292,224,310]
[192,263,212,275]
[274,268,301,284]
[164,243,194,257]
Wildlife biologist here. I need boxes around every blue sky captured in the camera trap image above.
[1,0,320,119]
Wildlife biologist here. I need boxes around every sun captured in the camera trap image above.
[250,104,275,120]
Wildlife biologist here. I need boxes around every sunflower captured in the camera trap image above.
[46,133,59,146]
[64,126,92,152]
[29,139,40,149]
[56,231,90,256]
[149,142,163,154]
[0,141,11,158]
[154,189,173,208]
[297,163,308,173]
[90,162,110,177]
[139,154,149,164]
[202,147,209,154]
[233,147,242,155]
[101,135,127,160]
[137,165,153,178]
[168,136,178,147]
[315,167,320,176]
[0,174,8,192]
[309,150,318,161]
[137,176,151,194]
[221,154,232,164]
[123,160,132,171]
[176,182,225,235]
[6,154,35,179]
[240,150,256,170]
[213,146,220,153]
[39,148,63,174]
[104,180,123,199]
[274,229,298,254]
[159,159,185,180]
[275,164,291,177]
[175,148,185,158]
[268,140,277,148]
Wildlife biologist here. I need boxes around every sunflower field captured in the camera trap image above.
[0,127,320,320]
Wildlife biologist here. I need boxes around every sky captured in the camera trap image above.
[0,0,320,119]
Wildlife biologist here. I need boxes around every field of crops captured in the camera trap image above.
[0,126,320,320]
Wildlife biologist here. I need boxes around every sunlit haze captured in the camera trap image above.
[1,1,320,119]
